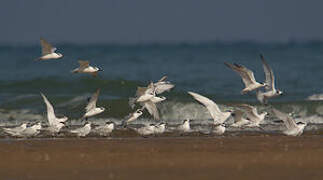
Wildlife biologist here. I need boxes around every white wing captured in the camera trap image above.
[260,54,275,90]
[225,62,257,87]
[233,109,244,123]
[188,91,221,121]
[154,82,175,94]
[238,104,259,122]
[272,108,297,129]
[143,101,160,120]
[40,38,55,55]
[40,93,57,125]
[85,89,100,112]
[78,60,90,69]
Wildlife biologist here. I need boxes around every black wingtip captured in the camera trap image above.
[233,63,242,67]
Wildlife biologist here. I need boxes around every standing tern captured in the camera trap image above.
[17,122,42,137]
[213,124,226,135]
[135,124,156,136]
[70,122,92,137]
[177,119,191,133]
[94,121,115,136]
[154,122,167,134]
[36,38,63,61]
[3,123,28,136]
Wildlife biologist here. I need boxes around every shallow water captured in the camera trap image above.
[1,42,323,136]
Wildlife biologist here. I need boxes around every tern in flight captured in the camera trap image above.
[36,38,63,61]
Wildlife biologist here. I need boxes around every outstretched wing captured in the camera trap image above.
[40,93,56,125]
[136,87,147,97]
[188,91,221,121]
[225,62,257,87]
[78,60,90,69]
[260,54,275,90]
[158,75,167,82]
[40,38,55,55]
[143,101,160,120]
[85,89,100,112]
[272,108,297,129]
[233,109,244,123]
[238,104,259,122]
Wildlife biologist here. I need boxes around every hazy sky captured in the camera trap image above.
[1,0,322,44]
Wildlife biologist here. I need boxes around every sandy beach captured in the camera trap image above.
[0,135,322,180]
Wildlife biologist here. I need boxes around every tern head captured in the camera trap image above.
[220,123,226,127]
[262,82,270,87]
[297,122,307,126]
[57,53,63,57]
[95,67,103,71]
[158,122,167,126]
[85,121,91,126]
[136,109,143,115]
[100,107,106,111]
[105,121,114,125]
[277,90,283,95]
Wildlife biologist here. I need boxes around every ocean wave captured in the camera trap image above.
[306,93,323,101]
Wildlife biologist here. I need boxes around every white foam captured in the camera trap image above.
[306,93,323,101]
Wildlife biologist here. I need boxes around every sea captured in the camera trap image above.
[1,41,323,137]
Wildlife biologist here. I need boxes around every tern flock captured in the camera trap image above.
[2,38,308,138]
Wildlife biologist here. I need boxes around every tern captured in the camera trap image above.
[94,121,114,136]
[188,91,232,125]
[177,119,191,133]
[213,124,226,135]
[238,104,267,127]
[70,122,92,137]
[124,109,143,125]
[40,93,68,126]
[230,110,251,127]
[129,83,162,120]
[136,124,156,136]
[83,89,105,120]
[36,38,63,61]
[17,122,42,137]
[45,122,66,135]
[3,123,28,136]
[272,108,306,136]
[71,60,103,77]
[256,54,283,104]
[225,62,267,94]
[153,76,175,94]
[154,122,167,134]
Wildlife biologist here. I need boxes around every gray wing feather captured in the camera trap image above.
[85,89,100,112]
[260,54,275,90]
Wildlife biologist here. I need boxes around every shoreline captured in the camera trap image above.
[0,135,323,180]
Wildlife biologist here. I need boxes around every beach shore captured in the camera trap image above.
[0,135,322,180]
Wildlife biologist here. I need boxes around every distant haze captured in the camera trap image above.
[1,0,323,44]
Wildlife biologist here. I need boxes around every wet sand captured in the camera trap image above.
[0,135,323,180]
